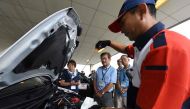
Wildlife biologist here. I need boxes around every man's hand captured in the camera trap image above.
[120,88,128,94]
[120,88,125,94]
[71,81,80,86]
[123,88,128,92]
[95,40,111,50]
[96,91,103,98]
[71,81,76,85]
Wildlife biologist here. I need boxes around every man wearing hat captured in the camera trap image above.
[95,0,190,109]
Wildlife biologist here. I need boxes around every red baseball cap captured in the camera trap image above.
[108,0,155,33]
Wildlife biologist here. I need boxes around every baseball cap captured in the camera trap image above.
[108,0,155,33]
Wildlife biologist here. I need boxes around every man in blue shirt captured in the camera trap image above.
[93,52,117,107]
[115,58,129,108]
[58,59,80,92]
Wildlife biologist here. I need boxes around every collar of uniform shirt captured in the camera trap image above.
[117,66,124,71]
[102,65,111,69]
[125,64,131,70]
[68,70,77,76]
[133,22,165,51]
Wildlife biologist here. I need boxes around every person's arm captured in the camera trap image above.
[95,40,134,58]
[92,71,98,94]
[123,79,129,92]
[109,40,129,54]
[110,40,134,58]
[116,78,128,94]
[116,80,121,90]
[72,74,81,86]
[59,80,71,86]
[101,68,117,94]
[58,70,72,86]
[137,44,190,109]
[93,79,98,94]
[116,75,124,94]
[96,83,114,98]
[101,83,114,94]
[75,80,80,85]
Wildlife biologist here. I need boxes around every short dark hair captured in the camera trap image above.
[67,59,76,67]
[129,4,156,18]
[121,54,128,58]
[100,52,111,59]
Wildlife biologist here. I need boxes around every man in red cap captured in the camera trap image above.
[95,0,190,109]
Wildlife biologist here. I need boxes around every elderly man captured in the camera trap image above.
[93,52,117,107]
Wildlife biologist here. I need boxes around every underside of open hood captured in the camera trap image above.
[0,7,82,88]
[14,25,69,75]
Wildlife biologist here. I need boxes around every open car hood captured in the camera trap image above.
[0,7,81,89]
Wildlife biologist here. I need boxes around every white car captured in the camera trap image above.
[0,7,81,109]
